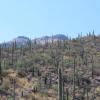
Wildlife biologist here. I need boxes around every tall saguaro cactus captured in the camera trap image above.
[91,55,94,79]
[58,56,64,100]
[61,56,64,100]
[73,56,76,100]
[58,67,63,100]
[66,88,69,100]
[27,39,32,53]
[11,42,14,66]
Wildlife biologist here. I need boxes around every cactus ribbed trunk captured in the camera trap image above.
[73,57,76,100]
[12,43,14,66]
[83,87,86,100]
[62,78,64,100]
[86,86,89,100]
[32,67,35,77]
[91,55,94,79]
[66,88,69,100]
[58,67,63,100]
[61,56,64,100]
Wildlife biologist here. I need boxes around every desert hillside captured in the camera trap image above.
[0,34,100,100]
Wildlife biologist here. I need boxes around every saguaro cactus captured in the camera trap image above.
[86,86,89,100]
[28,39,32,53]
[66,88,69,100]
[58,67,63,100]
[73,56,76,100]
[32,67,35,77]
[61,57,64,100]
[58,55,65,100]
[44,76,47,85]
[11,42,15,66]
[91,55,94,79]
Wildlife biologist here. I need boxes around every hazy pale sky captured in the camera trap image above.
[0,0,100,42]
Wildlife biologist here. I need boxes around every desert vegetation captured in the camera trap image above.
[0,33,100,100]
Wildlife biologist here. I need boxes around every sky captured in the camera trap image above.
[0,0,100,42]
